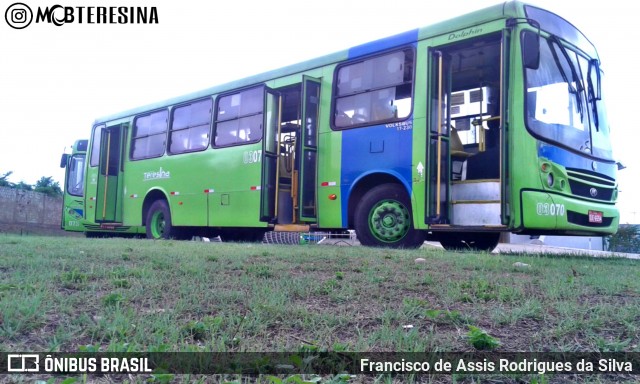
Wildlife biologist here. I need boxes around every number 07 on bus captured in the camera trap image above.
[60,1,619,251]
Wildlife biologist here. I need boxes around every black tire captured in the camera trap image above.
[354,184,424,249]
[145,200,176,240]
[437,232,500,252]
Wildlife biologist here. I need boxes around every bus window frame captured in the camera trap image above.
[168,97,213,155]
[89,124,104,167]
[212,85,265,148]
[67,153,86,197]
[330,46,416,131]
[130,108,169,161]
[522,29,614,161]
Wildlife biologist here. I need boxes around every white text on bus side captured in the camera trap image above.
[243,150,262,164]
[536,203,566,216]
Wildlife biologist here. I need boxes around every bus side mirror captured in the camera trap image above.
[522,30,540,70]
[60,153,69,168]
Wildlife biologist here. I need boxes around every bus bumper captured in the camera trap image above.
[521,190,619,236]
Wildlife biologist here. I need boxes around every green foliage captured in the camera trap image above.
[102,292,126,307]
[0,172,62,196]
[1,235,639,359]
[182,320,209,341]
[34,176,63,196]
[607,225,640,253]
[467,325,500,350]
[14,181,33,191]
[112,278,131,288]
[0,171,13,187]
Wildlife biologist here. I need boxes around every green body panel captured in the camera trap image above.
[61,196,86,232]
[61,140,141,235]
[521,191,619,235]
[410,40,429,230]
[207,145,263,227]
[315,65,342,229]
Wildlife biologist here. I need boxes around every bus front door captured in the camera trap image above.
[426,49,451,225]
[95,124,126,223]
[426,34,506,242]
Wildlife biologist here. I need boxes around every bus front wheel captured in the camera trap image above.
[354,184,424,249]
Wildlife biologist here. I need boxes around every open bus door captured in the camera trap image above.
[298,76,321,222]
[260,89,280,222]
[426,33,507,250]
[427,49,451,225]
[95,124,127,223]
[260,77,321,226]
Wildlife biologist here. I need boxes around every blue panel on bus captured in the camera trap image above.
[340,123,413,226]
[538,143,616,180]
[348,29,419,59]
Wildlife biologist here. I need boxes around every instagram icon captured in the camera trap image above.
[5,3,33,29]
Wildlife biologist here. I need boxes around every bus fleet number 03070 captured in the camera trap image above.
[536,203,566,217]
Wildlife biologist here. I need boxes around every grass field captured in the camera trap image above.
[1,234,639,383]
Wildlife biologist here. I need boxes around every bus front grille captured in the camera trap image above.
[566,168,615,202]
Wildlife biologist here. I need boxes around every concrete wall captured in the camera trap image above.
[0,186,64,235]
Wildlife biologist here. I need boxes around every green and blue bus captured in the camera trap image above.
[61,1,619,250]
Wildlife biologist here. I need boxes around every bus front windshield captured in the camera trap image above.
[525,35,612,161]
[526,35,612,160]
[67,154,85,197]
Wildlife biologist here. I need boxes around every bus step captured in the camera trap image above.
[274,224,310,232]
[452,179,500,201]
[451,201,501,226]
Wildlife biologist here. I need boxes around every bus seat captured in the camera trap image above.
[451,127,472,159]
[450,127,471,180]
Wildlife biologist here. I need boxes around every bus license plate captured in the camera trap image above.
[588,210,603,224]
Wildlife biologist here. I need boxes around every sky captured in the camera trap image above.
[1,0,638,223]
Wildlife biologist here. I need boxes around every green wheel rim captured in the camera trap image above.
[368,199,410,243]
[150,210,166,239]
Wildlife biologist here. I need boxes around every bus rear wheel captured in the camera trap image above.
[437,232,500,252]
[354,184,424,249]
[146,200,176,240]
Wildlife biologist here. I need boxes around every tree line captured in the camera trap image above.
[0,171,62,197]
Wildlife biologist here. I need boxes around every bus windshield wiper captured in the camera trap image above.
[548,35,584,120]
[587,59,600,131]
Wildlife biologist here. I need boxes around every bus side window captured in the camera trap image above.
[214,88,263,147]
[333,48,414,129]
[169,99,212,154]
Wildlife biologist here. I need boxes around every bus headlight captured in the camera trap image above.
[547,173,554,187]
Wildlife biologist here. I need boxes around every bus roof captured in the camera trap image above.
[95,1,525,125]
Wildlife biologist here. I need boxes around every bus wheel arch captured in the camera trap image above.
[142,190,169,226]
[347,173,409,228]
[142,190,176,240]
[352,181,424,249]
[145,199,173,239]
